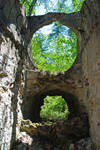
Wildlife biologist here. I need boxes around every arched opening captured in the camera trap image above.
[40,96,70,122]
[32,23,77,72]
[22,89,80,122]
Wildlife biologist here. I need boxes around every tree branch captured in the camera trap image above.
[27,12,82,38]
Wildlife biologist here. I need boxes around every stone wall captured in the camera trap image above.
[0,0,28,149]
[82,28,100,150]
[81,1,100,149]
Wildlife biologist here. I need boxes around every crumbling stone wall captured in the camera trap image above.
[0,0,29,149]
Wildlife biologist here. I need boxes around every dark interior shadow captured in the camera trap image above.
[22,89,81,122]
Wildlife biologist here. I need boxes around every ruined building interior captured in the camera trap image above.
[0,0,100,150]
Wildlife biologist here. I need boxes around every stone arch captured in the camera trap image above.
[24,55,85,123]
[22,89,80,122]
[26,11,82,71]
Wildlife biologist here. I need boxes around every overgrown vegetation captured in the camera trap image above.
[40,96,69,121]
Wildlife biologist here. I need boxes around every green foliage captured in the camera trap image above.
[32,30,77,72]
[72,0,85,12]
[40,96,70,121]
